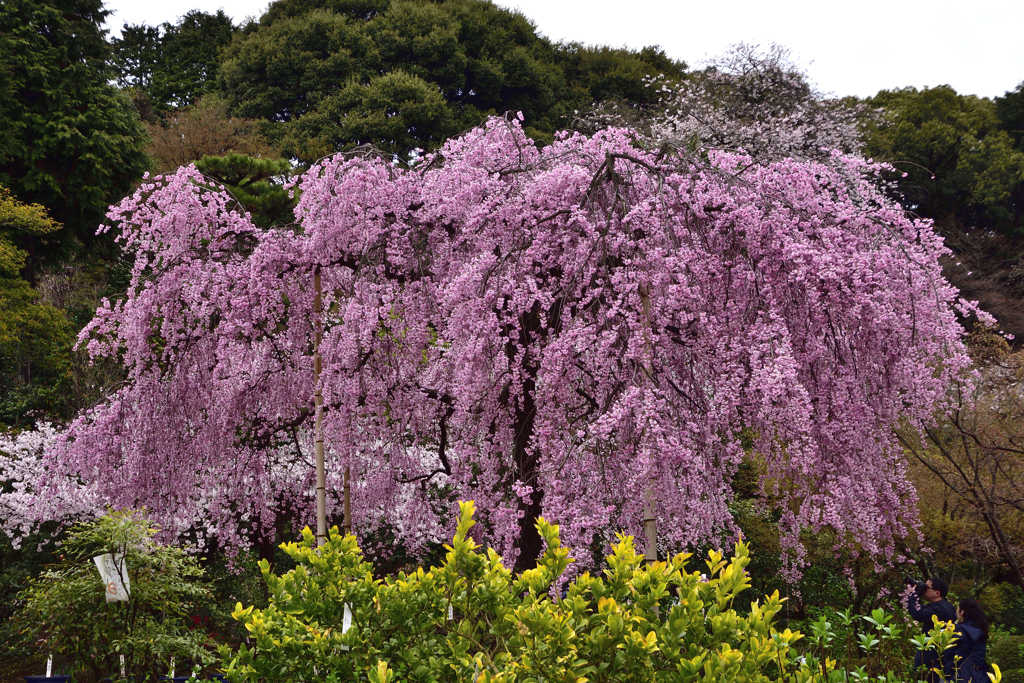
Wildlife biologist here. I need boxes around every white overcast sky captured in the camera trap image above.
[102,0,1024,100]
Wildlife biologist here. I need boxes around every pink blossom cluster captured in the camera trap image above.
[23,115,974,571]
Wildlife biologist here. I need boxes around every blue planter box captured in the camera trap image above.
[24,677,72,683]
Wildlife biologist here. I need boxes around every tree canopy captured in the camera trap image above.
[217,0,685,162]
[584,44,871,166]
[995,82,1024,234]
[0,0,150,271]
[144,96,281,175]
[111,10,237,111]
[0,187,73,426]
[26,118,974,573]
[996,82,1024,150]
[864,85,1024,236]
[193,153,297,227]
[109,24,161,91]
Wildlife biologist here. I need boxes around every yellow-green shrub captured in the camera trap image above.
[224,502,957,683]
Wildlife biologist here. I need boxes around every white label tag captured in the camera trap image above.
[93,553,130,602]
[46,655,52,677]
[340,603,352,651]
[170,657,175,678]
[120,654,126,677]
[448,604,453,620]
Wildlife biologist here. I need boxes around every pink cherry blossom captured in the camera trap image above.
[16,116,978,573]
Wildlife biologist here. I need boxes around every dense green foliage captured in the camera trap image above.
[15,510,214,680]
[864,86,1024,235]
[996,83,1024,149]
[0,0,150,267]
[225,502,979,683]
[0,526,60,662]
[990,635,1024,676]
[554,44,684,106]
[0,187,72,425]
[110,24,161,91]
[111,10,237,111]
[216,0,685,162]
[226,501,817,682]
[194,153,297,227]
[994,83,1024,234]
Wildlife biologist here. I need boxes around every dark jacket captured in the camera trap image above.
[942,621,988,683]
[909,594,958,681]
[907,593,958,628]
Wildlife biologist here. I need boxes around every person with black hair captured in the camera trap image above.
[943,598,990,683]
[907,577,958,681]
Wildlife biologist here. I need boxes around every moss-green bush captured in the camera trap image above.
[991,635,1024,673]
[988,584,1024,633]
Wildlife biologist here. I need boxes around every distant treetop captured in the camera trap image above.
[214,0,685,163]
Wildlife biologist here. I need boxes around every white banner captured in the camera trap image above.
[93,553,130,602]
[340,603,352,651]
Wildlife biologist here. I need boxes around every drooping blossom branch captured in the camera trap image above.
[27,115,976,574]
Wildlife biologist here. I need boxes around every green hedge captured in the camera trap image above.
[991,636,1024,675]
[222,501,973,683]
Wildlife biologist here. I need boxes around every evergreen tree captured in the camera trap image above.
[0,0,149,274]
[996,81,1024,149]
[217,0,685,163]
[194,153,296,227]
[151,10,236,109]
[109,23,161,90]
[995,81,1024,233]
[111,11,236,111]
[865,85,1024,235]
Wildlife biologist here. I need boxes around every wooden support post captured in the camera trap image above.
[643,491,657,564]
[314,267,327,547]
[344,465,352,536]
[644,490,659,618]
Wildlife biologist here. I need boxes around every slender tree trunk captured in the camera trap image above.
[639,284,657,565]
[313,267,327,547]
[643,493,657,563]
[344,465,352,535]
[513,366,542,573]
[513,306,542,573]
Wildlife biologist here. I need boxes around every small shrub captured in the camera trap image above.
[989,584,1024,633]
[991,635,1024,672]
[15,510,214,680]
